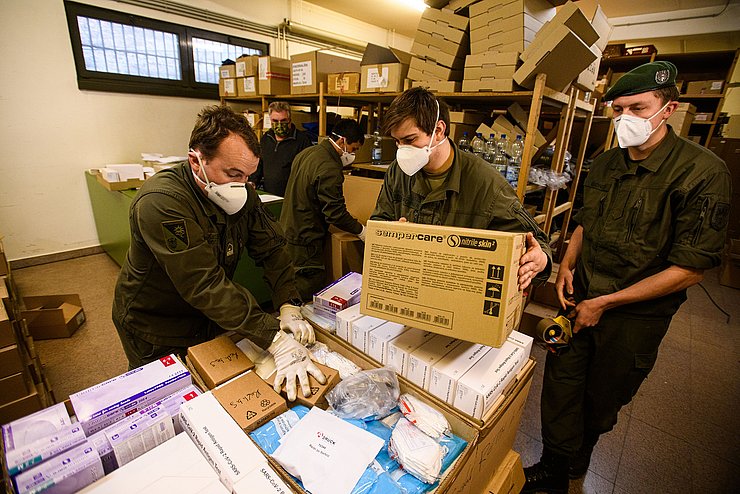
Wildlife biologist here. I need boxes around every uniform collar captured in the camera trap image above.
[320,138,343,165]
[617,126,678,175]
[410,138,460,200]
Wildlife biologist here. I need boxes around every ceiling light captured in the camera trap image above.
[397,0,427,13]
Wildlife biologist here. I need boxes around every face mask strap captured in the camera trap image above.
[190,148,211,185]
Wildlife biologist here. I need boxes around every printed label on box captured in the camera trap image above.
[366,67,390,89]
[259,58,268,80]
[711,81,722,90]
[224,79,235,93]
[221,69,231,79]
[292,61,313,87]
[242,77,255,92]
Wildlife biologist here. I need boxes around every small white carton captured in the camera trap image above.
[6,423,87,476]
[2,403,71,452]
[14,441,104,494]
[429,342,491,404]
[86,431,117,474]
[367,324,408,364]
[105,404,175,466]
[507,330,533,355]
[314,272,362,315]
[351,317,398,354]
[386,328,437,376]
[158,385,201,434]
[406,335,463,390]
[453,340,528,419]
[232,462,293,494]
[179,392,266,491]
[69,354,191,435]
[334,304,364,342]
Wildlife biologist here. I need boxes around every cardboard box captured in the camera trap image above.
[329,231,364,281]
[412,76,461,91]
[235,55,258,78]
[448,123,479,142]
[722,114,740,139]
[212,372,287,433]
[219,77,237,97]
[86,430,117,475]
[470,0,556,25]
[0,372,29,405]
[486,449,526,494]
[406,335,462,390]
[471,37,529,57]
[257,56,291,95]
[667,103,697,137]
[14,440,104,494]
[521,2,598,61]
[327,72,360,94]
[220,64,236,79]
[334,304,364,342]
[2,402,70,449]
[471,10,545,36]
[449,110,486,125]
[517,301,559,339]
[0,343,24,379]
[95,170,144,191]
[276,361,340,408]
[471,22,539,47]
[351,315,397,352]
[531,263,560,308]
[21,294,85,339]
[105,404,176,467]
[291,50,360,95]
[409,56,464,81]
[429,342,491,404]
[694,112,714,122]
[418,16,468,47]
[0,384,45,425]
[420,6,470,32]
[465,65,518,80]
[514,24,598,92]
[362,220,526,347]
[343,175,383,225]
[314,271,362,315]
[507,102,546,148]
[465,51,520,68]
[178,392,267,491]
[590,4,613,52]
[187,335,254,389]
[412,39,466,72]
[69,354,191,435]
[574,48,602,92]
[463,78,517,92]
[232,462,293,494]
[367,324,408,364]
[236,76,259,97]
[0,299,15,348]
[386,328,437,376]
[413,30,468,67]
[719,239,740,289]
[686,80,724,95]
[360,44,412,93]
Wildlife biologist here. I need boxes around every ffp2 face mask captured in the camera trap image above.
[613,102,670,148]
[190,149,248,215]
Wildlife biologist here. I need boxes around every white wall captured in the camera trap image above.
[0,0,412,261]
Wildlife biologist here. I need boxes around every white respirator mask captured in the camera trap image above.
[396,100,445,176]
[190,148,248,215]
[613,101,670,148]
[330,135,356,166]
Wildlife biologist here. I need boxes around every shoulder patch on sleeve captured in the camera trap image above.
[710,202,730,231]
[161,219,189,252]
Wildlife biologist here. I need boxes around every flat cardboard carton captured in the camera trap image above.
[386,328,437,376]
[0,300,15,348]
[367,324,408,364]
[429,342,491,404]
[590,4,613,52]
[327,72,360,94]
[409,56,463,81]
[686,80,724,95]
[257,56,291,95]
[471,10,545,34]
[471,38,529,56]
[0,384,45,425]
[471,25,538,47]
[212,372,287,433]
[450,110,486,125]
[236,76,259,97]
[413,30,469,62]
[417,18,468,46]
[342,175,384,222]
[0,343,24,379]
[219,77,237,97]
[412,40,466,71]
[465,65,518,80]
[469,0,556,24]
[187,335,254,389]
[334,304,364,342]
[507,102,546,147]
[0,372,29,406]
[360,44,412,93]
[463,78,517,92]
[235,55,259,78]
[105,404,175,466]
[21,294,85,339]
[514,24,598,92]
[276,361,340,408]
[521,1,598,61]
[291,50,360,95]
[466,51,520,68]
[362,220,526,347]
[420,6,469,32]
[574,47,602,92]
[13,440,104,494]
[219,64,236,79]
[486,449,526,494]
[95,170,144,191]
[406,335,462,390]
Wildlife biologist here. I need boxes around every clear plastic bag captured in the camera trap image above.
[308,342,362,379]
[326,368,400,420]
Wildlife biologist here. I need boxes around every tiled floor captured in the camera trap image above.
[514,268,740,494]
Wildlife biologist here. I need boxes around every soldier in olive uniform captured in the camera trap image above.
[523,62,731,493]
[113,105,325,401]
[372,87,552,292]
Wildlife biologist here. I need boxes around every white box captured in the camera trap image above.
[300,303,336,333]
[179,392,266,491]
[105,404,175,467]
[69,354,191,435]
[6,423,87,476]
[429,342,491,404]
[14,441,104,494]
[386,328,437,376]
[232,462,293,494]
[105,164,145,181]
[2,403,71,452]
[86,431,117,474]
[158,385,201,435]
[314,272,362,315]
[453,340,528,419]
[351,317,398,353]
[507,330,533,355]
[406,335,463,390]
[367,324,408,364]
[78,434,229,494]
[335,304,364,342]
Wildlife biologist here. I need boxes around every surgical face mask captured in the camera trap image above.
[272,121,290,138]
[613,101,670,148]
[190,149,248,215]
[396,100,445,176]
[330,136,356,166]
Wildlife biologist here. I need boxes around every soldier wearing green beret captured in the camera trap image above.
[523,61,731,493]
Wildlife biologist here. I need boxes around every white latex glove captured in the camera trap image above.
[358,225,366,243]
[268,332,326,401]
[279,303,315,345]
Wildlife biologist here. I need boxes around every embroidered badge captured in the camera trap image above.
[710,202,730,230]
[226,242,234,257]
[655,69,669,84]
[161,219,189,252]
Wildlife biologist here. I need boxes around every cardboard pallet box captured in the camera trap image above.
[291,50,360,95]
[360,44,412,93]
[361,220,526,348]
[21,294,85,340]
[327,72,360,94]
[257,56,291,95]
[486,449,526,494]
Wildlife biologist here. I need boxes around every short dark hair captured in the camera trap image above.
[331,118,365,145]
[268,101,291,118]
[189,105,260,159]
[382,87,450,137]
[653,85,680,105]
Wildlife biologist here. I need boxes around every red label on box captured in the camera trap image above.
[160,355,176,367]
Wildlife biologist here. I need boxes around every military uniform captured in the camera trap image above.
[112,162,300,368]
[371,140,552,284]
[249,126,313,196]
[541,126,731,456]
[279,139,363,300]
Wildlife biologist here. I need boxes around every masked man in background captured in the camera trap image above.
[113,105,324,401]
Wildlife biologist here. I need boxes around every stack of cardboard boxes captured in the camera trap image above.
[290,50,360,95]
[408,8,469,92]
[360,44,412,93]
[219,55,292,98]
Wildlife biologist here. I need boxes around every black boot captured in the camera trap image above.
[569,431,599,479]
[522,450,569,494]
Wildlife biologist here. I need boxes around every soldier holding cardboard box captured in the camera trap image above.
[523,62,731,493]
[372,87,551,292]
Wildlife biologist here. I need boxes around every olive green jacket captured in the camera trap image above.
[112,163,300,350]
[572,127,731,317]
[371,140,552,285]
[279,139,363,252]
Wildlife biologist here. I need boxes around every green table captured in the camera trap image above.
[85,171,283,308]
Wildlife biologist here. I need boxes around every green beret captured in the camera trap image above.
[604,61,678,101]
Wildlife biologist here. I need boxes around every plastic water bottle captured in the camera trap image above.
[372,130,382,166]
[497,133,509,160]
[482,134,496,163]
[471,133,485,157]
[493,143,508,175]
[506,135,523,187]
[458,132,470,153]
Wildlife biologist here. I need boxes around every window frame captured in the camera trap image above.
[64,1,269,99]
